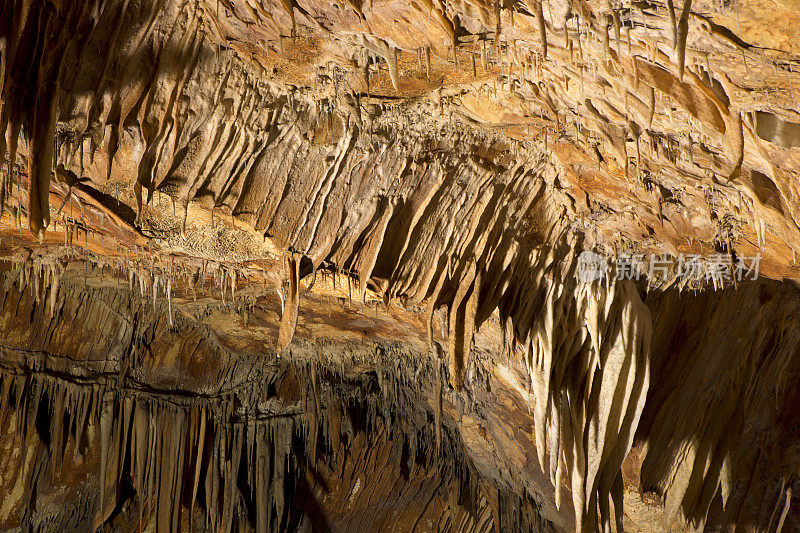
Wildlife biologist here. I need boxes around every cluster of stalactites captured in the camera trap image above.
[271,213,654,533]
[519,275,651,532]
[5,243,275,331]
[0,370,298,531]
[445,230,654,532]
[10,248,68,318]
[123,251,248,326]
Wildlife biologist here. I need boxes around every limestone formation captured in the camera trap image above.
[1,0,800,531]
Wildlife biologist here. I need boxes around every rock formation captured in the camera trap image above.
[0,0,799,531]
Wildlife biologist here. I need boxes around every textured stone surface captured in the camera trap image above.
[1,0,799,531]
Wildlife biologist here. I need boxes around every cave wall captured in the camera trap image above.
[0,250,798,531]
[1,0,800,531]
[0,265,560,531]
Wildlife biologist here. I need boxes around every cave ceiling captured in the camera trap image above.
[1,0,800,531]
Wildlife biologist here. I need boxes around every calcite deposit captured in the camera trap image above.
[0,0,799,531]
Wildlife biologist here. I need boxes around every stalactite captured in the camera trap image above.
[647,86,656,127]
[667,0,678,50]
[277,254,300,351]
[727,109,744,181]
[447,263,479,390]
[536,1,548,60]
[167,277,173,326]
[676,0,692,81]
